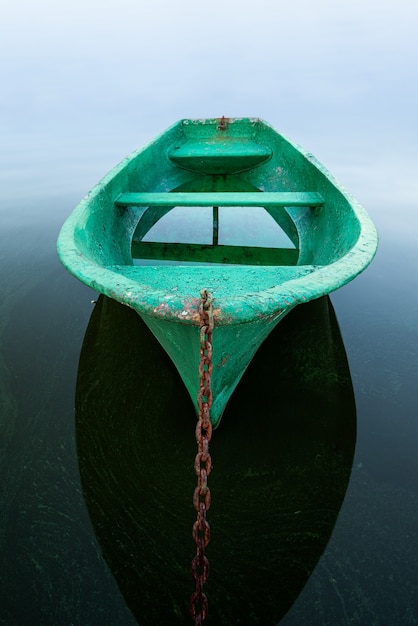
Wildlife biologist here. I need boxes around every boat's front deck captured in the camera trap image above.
[108,263,317,300]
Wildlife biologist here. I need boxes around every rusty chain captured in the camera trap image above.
[190,289,214,624]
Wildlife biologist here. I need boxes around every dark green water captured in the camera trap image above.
[75,294,355,625]
[1,191,418,625]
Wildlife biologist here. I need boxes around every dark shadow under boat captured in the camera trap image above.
[75,295,356,625]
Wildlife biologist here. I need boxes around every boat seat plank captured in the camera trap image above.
[169,140,272,161]
[168,140,272,173]
[115,191,324,208]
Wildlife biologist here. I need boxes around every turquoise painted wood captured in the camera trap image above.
[57,117,378,426]
[115,191,325,207]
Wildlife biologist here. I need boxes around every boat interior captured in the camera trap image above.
[118,191,323,267]
[113,120,330,269]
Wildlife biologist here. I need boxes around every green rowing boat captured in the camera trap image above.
[57,117,378,426]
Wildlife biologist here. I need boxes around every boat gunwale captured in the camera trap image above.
[56,118,378,326]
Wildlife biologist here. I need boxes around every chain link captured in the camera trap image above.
[190,289,214,624]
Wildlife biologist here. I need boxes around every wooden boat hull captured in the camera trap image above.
[57,118,378,425]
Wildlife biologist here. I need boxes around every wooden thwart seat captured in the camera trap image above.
[115,191,324,208]
[168,140,272,173]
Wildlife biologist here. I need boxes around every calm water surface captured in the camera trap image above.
[2,0,418,621]
[1,155,418,624]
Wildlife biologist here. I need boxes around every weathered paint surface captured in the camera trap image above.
[57,117,378,426]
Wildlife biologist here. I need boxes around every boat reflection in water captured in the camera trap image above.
[76,295,356,625]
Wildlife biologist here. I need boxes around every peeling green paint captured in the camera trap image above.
[57,118,378,426]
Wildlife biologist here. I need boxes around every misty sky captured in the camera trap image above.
[1,0,417,210]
